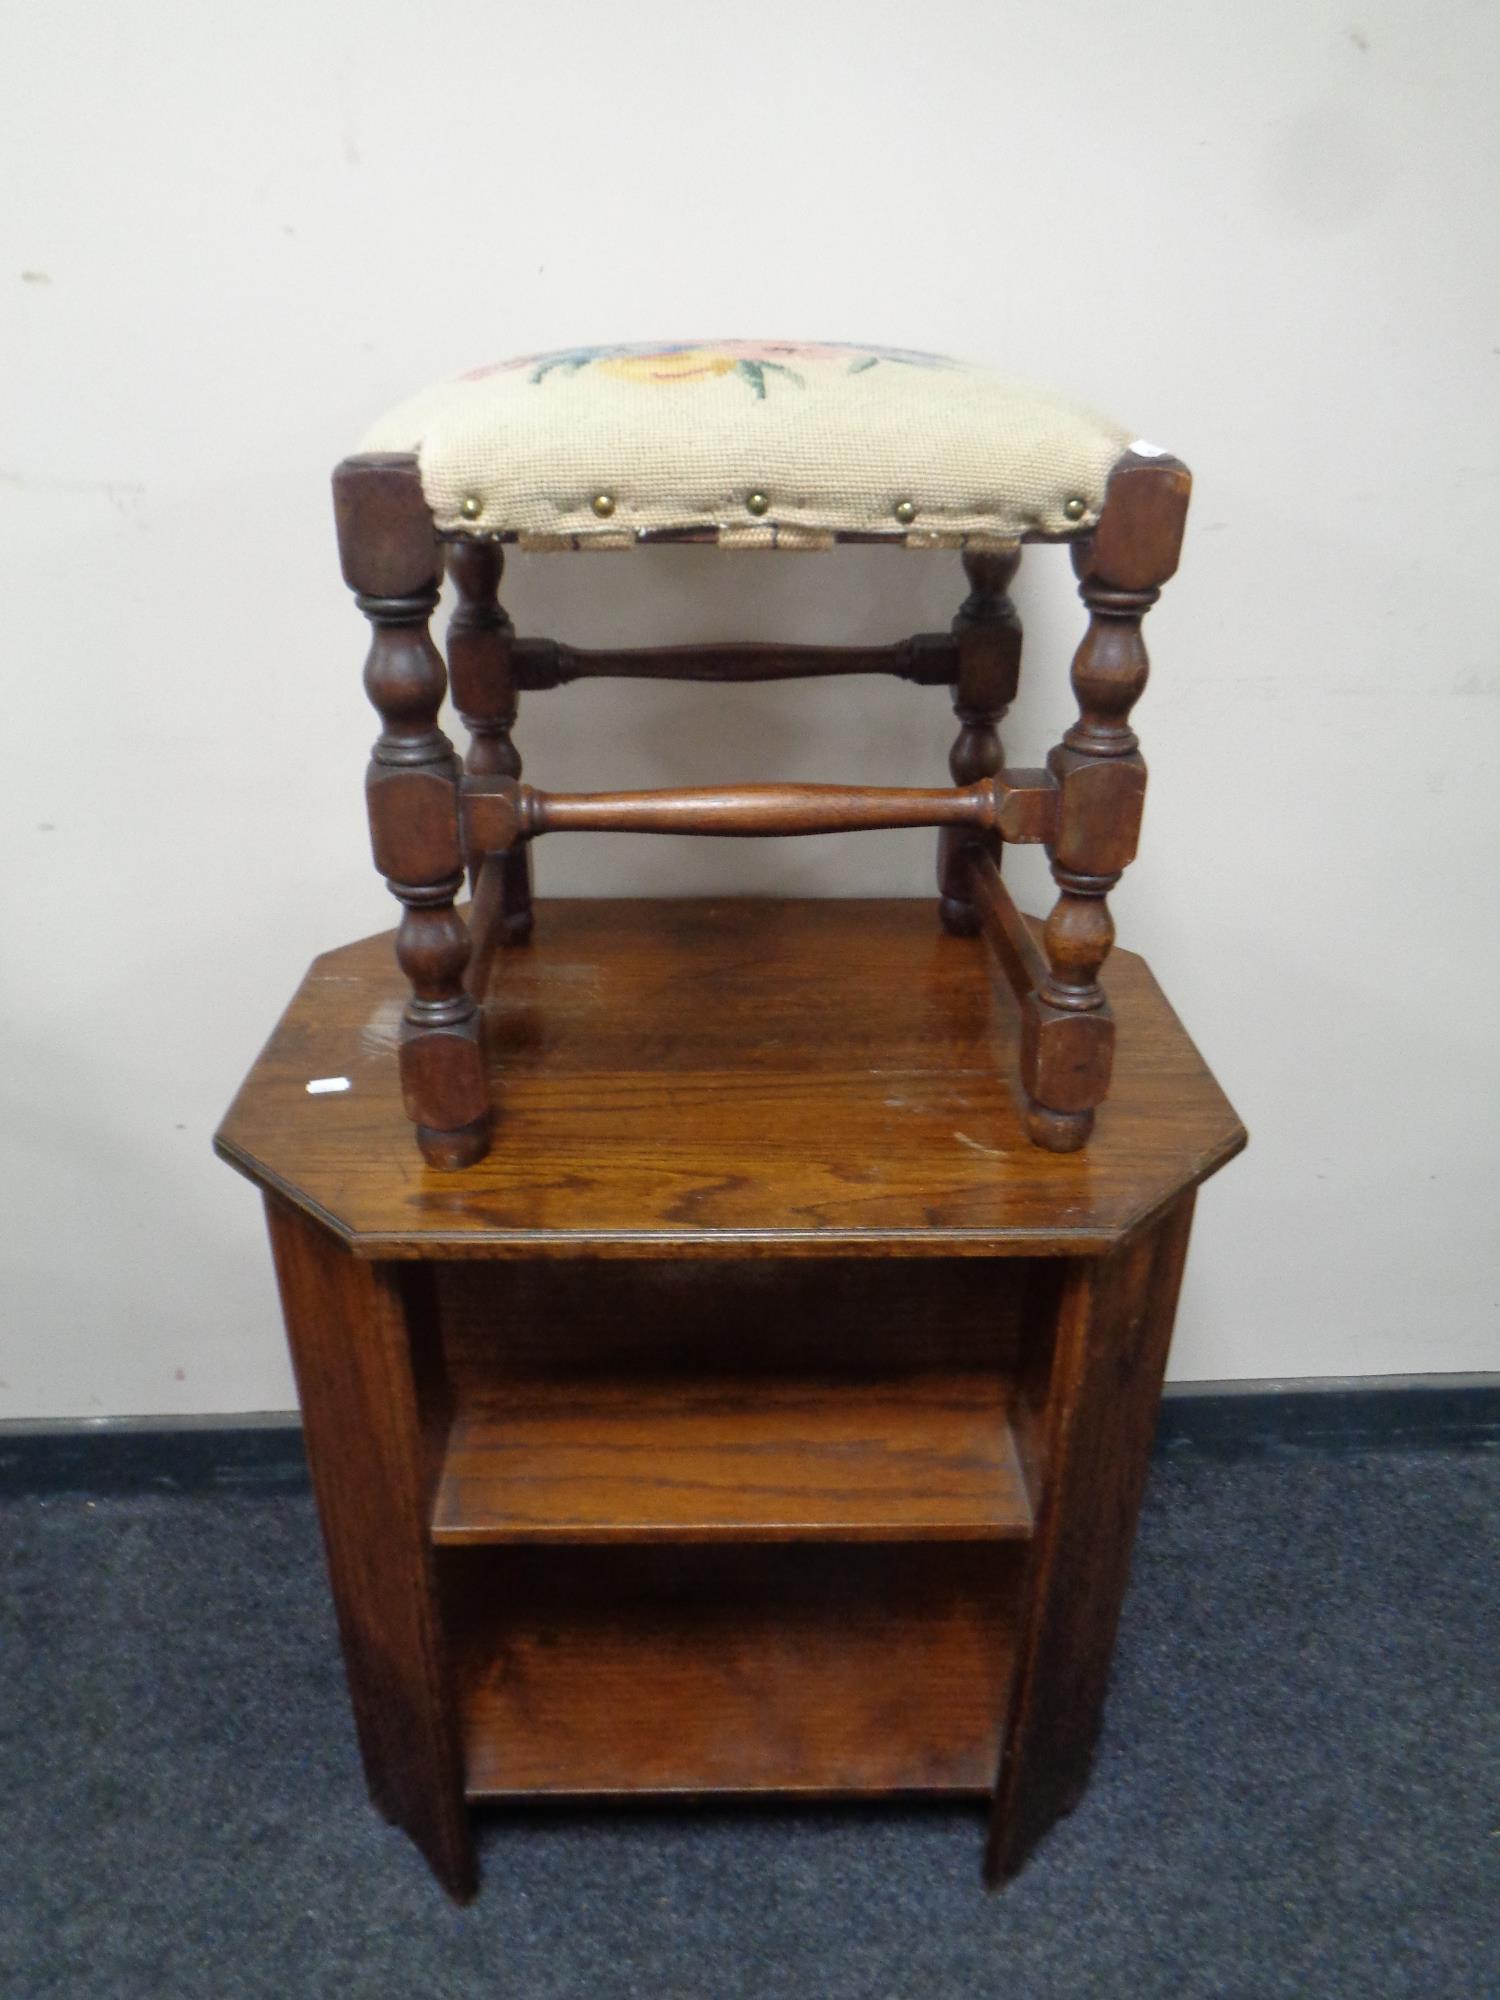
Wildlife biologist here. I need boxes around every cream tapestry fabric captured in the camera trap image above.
[360,340,1134,551]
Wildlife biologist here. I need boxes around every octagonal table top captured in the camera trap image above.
[214,898,1245,1260]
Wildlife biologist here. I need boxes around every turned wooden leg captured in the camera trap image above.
[986,1189,1196,1880]
[446,539,534,949]
[333,454,489,1169]
[938,549,1022,935]
[264,1197,475,1900]
[1022,451,1191,1151]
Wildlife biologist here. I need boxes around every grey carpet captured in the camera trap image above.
[2,1450,1496,1999]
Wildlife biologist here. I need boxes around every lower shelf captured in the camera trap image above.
[443,1542,1019,1799]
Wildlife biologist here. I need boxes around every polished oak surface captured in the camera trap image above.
[214,898,1244,1258]
[445,1543,1018,1799]
[432,1371,1032,1546]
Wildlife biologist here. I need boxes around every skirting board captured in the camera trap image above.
[0,1378,1496,1499]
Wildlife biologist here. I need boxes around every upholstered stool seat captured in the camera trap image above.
[361,339,1135,551]
[336,339,1191,1170]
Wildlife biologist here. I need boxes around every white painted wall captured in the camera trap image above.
[3,0,1497,1417]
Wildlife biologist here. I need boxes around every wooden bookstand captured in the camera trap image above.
[215,898,1244,1901]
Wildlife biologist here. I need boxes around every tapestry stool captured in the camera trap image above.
[333,340,1191,1168]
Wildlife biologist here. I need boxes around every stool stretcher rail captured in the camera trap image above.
[461,773,1059,850]
[511,635,959,689]
[968,847,1048,1003]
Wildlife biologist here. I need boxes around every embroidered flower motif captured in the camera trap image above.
[599,348,740,383]
[459,341,955,401]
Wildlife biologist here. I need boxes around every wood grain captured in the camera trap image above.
[335,453,489,1167]
[213,898,1245,1259]
[512,634,957,687]
[444,1543,1020,1798]
[1021,450,1191,1151]
[486,776,1006,841]
[434,1255,1038,1384]
[986,1190,1197,1880]
[263,1197,475,1898]
[969,847,1047,1001]
[431,1371,1032,1545]
[939,548,1022,936]
[445,539,534,946]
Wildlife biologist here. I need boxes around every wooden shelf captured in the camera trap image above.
[431,1371,1033,1545]
[445,1543,1019,1799]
